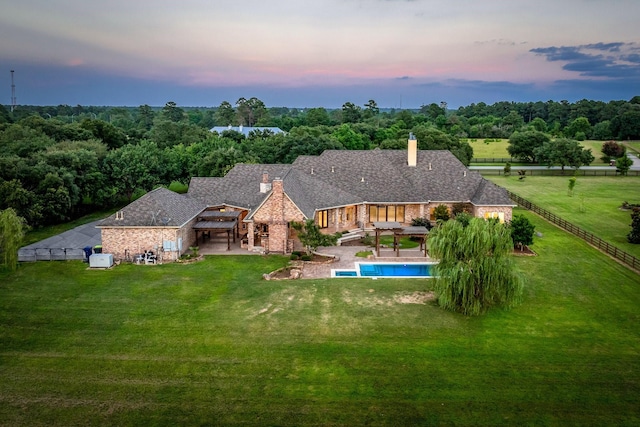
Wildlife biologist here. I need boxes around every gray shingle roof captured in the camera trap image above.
[289,150,512,205]
[188,164,292,209]
[98,187,206,228]
[186,149,512,219]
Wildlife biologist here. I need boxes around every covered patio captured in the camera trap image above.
[193,211,241,252]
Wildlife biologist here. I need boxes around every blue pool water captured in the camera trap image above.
[332,262,436,278]
[334,270,358,277]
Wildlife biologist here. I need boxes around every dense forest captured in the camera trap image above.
[1,97,639,229]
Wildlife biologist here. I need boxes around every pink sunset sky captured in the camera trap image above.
[1,0,639,108]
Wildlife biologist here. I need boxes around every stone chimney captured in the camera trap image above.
[260,171,272,193]
[408,133,417,167]
[272,177,283,195]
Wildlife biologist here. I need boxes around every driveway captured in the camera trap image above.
[18,220,103,261]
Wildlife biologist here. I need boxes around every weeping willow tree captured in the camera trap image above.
[429,217,523,316]
[0,208,26,271]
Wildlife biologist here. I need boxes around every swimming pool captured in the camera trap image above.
[332,262,436,278]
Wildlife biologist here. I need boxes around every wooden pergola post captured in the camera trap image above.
[394,233,399,257]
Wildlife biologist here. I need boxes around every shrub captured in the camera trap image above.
[411,217,432,230]
[628,208,640,244]
[601,140,625,163]
[504,162,511,176]
[300,255,312,261]
[361,232,375,246]
[568,176,577,197]
[454,211,472,227]
[510,214,535,248]
[433,204,450,222]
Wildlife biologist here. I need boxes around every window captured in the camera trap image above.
[369,205,405,222]
[346,206,354,222]
[318,210,329,228]
[484,211,505,223]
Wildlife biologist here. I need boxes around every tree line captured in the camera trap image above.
[0,96,638,229]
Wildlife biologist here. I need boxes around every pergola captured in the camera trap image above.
[372,222,429,257]
[193,211,241,251]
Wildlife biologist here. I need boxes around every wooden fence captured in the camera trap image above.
[471,157,518,163]
[480,169,639,177]
[508,191,640,272]
[18,248,86,262]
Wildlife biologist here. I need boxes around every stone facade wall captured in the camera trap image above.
[404,204,423,223]
[251,179,305,253]
[473,205,513,223]
[323,205,359,232]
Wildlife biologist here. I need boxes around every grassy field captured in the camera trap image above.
[468,138,620,166]
[468,138,510,159]
[487,175,640,259]
[624,141,640,154]
[1,210,640,425]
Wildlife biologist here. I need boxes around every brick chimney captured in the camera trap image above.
[408,133,417,167]
[271,177,283,195]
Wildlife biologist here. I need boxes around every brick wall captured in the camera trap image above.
[251,179,305,253]
[100,219,198,262]
[405,204,423,223]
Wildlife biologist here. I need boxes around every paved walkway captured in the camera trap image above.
[301,245,432,279]
[627,152,640,169]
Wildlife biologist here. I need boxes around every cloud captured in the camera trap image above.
[474,39,519,47]
[530,42,640,79]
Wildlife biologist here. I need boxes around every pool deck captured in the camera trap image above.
[301,246,434,279]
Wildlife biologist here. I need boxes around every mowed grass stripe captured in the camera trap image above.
[1,214,640,425]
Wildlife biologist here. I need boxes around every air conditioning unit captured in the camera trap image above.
[89,253,114,268]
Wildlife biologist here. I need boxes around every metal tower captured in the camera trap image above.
[10,70,16,112]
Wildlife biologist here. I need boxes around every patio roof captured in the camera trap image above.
[397,225,429,235]
[198,211,241,221]
[372,221,403,230]
[193,220,237,230]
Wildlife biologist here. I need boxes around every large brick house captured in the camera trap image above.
[98,137,514,261]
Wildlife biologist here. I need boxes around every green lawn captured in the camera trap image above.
[379,235,420,249]
[624,141,640,154]
[469,139,611,165]
[487,175,640,259]
[1,211,640,425]
[468,138,510,159]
